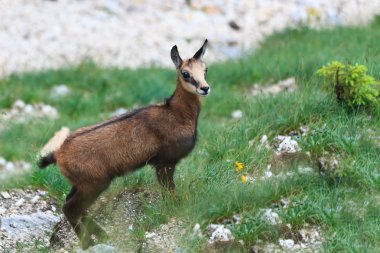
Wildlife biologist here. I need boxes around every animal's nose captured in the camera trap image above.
[200,86,209,92]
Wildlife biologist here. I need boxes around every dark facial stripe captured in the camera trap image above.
[189,77,199,87]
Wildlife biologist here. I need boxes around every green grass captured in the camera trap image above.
[1,17,380,252]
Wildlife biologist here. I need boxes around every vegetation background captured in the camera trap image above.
[0,3,380,253]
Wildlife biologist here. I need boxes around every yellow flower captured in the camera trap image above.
[241,175,247,183]
[235,161,244,172]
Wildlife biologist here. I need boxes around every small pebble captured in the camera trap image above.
[51,84,70,97]
[15,198,25,207]
[231,110,243,119]
[145,232,156,239]
[264,171,273,178]
[298,167,314,174]
[30,195,40,203]
[279,239,295,250]
[1,191,11,199]
[192,223,202,237]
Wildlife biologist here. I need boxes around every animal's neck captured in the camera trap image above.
[168,78,201,123]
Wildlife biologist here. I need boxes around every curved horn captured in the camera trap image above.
[193,39,208,60]
[171,45,183,69]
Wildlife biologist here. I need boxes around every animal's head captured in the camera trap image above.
[170,40,210,97]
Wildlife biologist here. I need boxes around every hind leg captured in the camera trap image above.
[50,186,78,246]
[64,186,107,240]
[63,183,109,249]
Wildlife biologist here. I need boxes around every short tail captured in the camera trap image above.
[38,153,56,169]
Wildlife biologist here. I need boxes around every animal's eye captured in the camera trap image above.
[205,68,208,73]
[182,71,190,79]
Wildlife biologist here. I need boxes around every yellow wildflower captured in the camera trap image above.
[235,161,244,172]
[241,175,247,183]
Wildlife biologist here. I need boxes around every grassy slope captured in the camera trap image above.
[1,17,380,252]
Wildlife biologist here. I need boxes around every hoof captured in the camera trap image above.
[82,216,109,242]
[80,234,96,250]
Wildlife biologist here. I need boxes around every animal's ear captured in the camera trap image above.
[170,45,183,69]
[193,39,208,60]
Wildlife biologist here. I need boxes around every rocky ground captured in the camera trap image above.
[1,0,380,76]
[0,187,162,252]
[0,188,60,252]
[0,188,325,253]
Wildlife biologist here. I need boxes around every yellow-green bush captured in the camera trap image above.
[317,61,379,108]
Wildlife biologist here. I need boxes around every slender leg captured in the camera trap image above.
[65,186,77,201]
[155,164,176,191]
[62,183,109,249]
[50,186,78,247]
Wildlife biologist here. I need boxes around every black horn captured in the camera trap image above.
[171,45,183,69]
[193,39,208,60]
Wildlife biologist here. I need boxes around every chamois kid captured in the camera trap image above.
[38,40,210,249]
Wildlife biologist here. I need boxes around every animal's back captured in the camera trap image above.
[55,109,161,184]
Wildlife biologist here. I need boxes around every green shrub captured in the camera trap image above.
[317,61,380,108]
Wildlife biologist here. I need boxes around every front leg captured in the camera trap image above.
[155,164,176,191]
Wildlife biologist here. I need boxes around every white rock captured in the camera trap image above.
[4,162,15,171]
[298,167,314,174]
[0,211,60,240]
[145,232,156,239]
[232,214,241,224]
[207,224,234,244]
[13,100,25,111]
[276,136,301,154]
[280,198,289,208]
[231,110,243,119]
[15,198,25,207]
[111,108,128,117]
[300,125,308,135]
[192,223,202,237]
[37,190,48,196]
[30,195,40,203]
[293,244,301,250]
[1,100,59,124]
[279,239,295,250]
[1,191,11,199]
[24,104,34,114]
[261,209,281,225]
[251,77,297,96]
[275,135,287,143]
[264,171,273,178]
[0,157,6,167]
[21,162,32,171]
[260,135,270,149]
[286,171,295,177]
[260,134,268,144]
[76,244,116,253]
[51,84,70,97]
